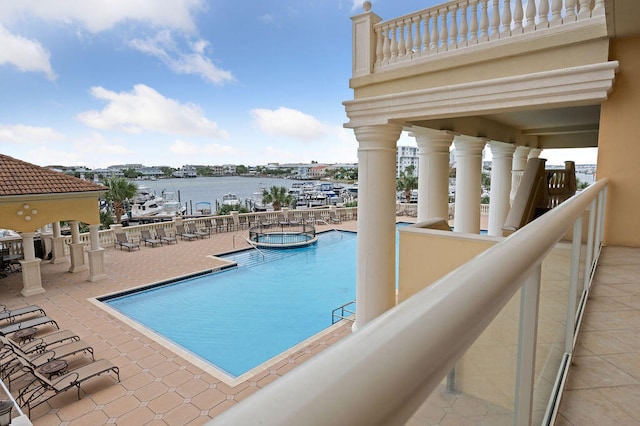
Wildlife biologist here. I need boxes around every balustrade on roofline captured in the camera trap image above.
[369,0,605,72]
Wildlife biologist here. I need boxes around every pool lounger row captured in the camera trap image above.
[0,304,46,324]
[0,315,59,336]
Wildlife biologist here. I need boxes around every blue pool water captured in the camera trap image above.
[104,230,359,377]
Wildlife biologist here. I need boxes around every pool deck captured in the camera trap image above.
[3,212,634,425]
[0,220,359,425]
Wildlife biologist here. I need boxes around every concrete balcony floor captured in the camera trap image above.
[1,218,638,425]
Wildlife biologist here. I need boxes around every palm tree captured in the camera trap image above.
[396,166,418,203]
[262,186,293,211]
[104,178,138,224]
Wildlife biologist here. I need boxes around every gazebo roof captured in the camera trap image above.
[0,154,107,196]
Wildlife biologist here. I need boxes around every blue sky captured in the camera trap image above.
[0,0,596,169]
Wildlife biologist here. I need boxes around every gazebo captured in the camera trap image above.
[0,154,108,296]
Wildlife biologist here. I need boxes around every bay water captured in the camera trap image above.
[132,176,294,214]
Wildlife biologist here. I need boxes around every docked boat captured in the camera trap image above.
[194,201,212,216]
[249,186,272,212]
[129,188,185,219]
[220,193,241,207]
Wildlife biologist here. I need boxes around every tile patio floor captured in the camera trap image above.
[1,217,638,425]
[1,220,358,425]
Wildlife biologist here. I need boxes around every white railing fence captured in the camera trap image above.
[209,178,607,425]
[354,0,605,76]
[56,207,358,255]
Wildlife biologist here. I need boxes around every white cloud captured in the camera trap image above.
[250,107,329,141]
[77,84,229,138]
[129,31,234,85]
[0,0,205,33]
[0,25,56,80]
[0,123,63,144]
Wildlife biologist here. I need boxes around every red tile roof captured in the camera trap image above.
[0,154,107,197]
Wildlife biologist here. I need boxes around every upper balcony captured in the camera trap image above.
[344,0,638,152]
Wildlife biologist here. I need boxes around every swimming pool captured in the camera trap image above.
[102,230,358,379]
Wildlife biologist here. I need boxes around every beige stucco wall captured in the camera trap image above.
[597,36,640,247]
[0,195,101,233]
[398,226,500,302]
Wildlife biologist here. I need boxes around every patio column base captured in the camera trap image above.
[51,236,69,264]
[20,259,45,297]
[68,242,88,273]
[87,248,107,282]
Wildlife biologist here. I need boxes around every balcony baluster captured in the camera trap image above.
[538,0,550,28]
[430,10,439,51]
[404,19,413,58]
[413,15,423,57]
[439,8,449,51]
[501,0,512,36]
[422,13,431,54]
[479,0,489,42]
[469,0,479,43]
[459,2,469,46]
[564,0,578,22]
[397,21,406,61]
[382,25,391,65]
[449,4,459,49]
[375,27,384,67]
[592,0,605,16]
[390,23,398,62]
[550,0,563,25]
[513,0,524,33]
[525,0,537,32]
[490,0,501,39]
[578,0,591,19]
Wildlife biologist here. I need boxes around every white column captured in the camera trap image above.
[20,232,45,296]
[412,128,455,222]
[453,136,486,234]
[87,224,107,282]
[50,221,67,264]
[353,123,402,331]
[68,220,88,273]
[511,146,530,202]
[488,141,516,236]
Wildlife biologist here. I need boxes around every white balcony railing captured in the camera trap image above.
[209,179,608,425]
[353,0,606,76]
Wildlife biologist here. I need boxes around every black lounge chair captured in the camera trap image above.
[140,229,162,247]
[187,223,210,239]
[17,358,120,416]
[14,329,80,355]
[155,227,177,244]
[1,335,94,384]
[0,304,46,324]
[328,211,342,224]
[114,232,140,251]
[0,316,59,336]
[175,224,198,241]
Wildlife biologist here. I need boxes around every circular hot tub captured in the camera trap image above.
[248,223,317,249]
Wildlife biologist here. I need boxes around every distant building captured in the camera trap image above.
[397,146,418,177]
[173,165,197,178]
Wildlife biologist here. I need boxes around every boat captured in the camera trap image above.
[220,193,241,207]
[129,188,185,219]
[194,201,212,216]
[249,185,272,212]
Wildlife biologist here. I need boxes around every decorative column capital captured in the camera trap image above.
[489,141,516,159]
[410,127,455,152]
[354,123,403,152]
[453,135,486,156]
